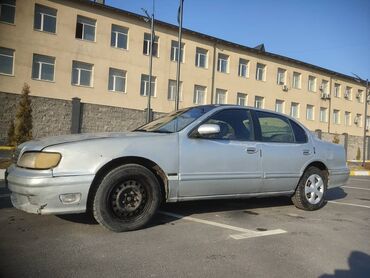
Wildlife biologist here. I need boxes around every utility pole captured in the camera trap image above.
[353,73,369,167]
[142,3,155,123]
[175,0,184,111]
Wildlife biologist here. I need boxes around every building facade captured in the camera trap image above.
[0,0,369,137]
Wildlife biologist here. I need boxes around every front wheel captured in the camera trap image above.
[92,164,161,232]
[291,166,327,211]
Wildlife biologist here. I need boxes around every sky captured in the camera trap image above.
[106,0,370,80]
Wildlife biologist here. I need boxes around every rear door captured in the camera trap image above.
[254,111,313,192]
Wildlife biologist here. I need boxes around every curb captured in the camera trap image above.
[350,170,370,176]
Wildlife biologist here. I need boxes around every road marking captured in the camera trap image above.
[328,201,370,209]
[159,211,287,240]
[348,178,370,182]
[0,194,10,198]
[342,186,370,191]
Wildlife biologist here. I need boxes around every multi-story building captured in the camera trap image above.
[0,0,368,137]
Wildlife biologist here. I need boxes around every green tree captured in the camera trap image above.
[14,83,33,145]
[7,121,15,146]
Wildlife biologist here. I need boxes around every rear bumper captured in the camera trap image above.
[328,168,350,188]
[6,165,94,215]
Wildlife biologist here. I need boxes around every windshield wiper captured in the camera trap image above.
[150,130,173,134]
[133,129,147,132]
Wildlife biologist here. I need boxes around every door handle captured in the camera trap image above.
[246,147,258,154]
[303,150,311,155]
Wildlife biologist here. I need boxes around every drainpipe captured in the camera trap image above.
[328,76,332,133]
[210,42,217,104]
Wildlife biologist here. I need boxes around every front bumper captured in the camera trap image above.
[6,165,94,215]
[328,168,350,188]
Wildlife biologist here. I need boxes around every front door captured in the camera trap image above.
[178,108,263,198]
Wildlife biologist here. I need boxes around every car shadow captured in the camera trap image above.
[325,187,347,201]
[57,213,98,225]
[319,251,370,277]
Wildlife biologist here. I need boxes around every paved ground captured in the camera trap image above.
[0,177,369,278]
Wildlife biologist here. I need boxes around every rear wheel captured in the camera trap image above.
[291,166,327,211]
[92,164,161,232]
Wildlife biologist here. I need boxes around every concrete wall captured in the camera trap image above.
[0,92,153,144]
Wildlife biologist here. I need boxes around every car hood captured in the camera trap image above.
[18,132,167,151]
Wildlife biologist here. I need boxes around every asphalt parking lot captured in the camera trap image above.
[0,177,369,278]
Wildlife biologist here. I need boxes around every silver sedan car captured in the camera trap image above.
[6,105,349,232]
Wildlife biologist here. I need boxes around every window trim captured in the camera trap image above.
[0,0,16,25]
[75,15,96,42]
[217,53,229,73]
[108,67,126,93]
[170,40,185,63]
[140,74,156,97]
[0,47,15,76]
[32,53,56,82]
[71,61,94,87]
[34,4,57,34]
[111,24,128,50]
[193,85,206,105]
[195,47,208,68]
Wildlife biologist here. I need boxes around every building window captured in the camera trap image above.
[170,40,184,62]
[168,79,182,101]
[344,86,352,100]
[217,53,229,73]
[344,111,351,126]
[308,76,316,92]
[238,58,249,78]
[254,96,264,109]
[334,83,341,98]
[108,68,126,92]
[256,63,266,81]
[111,24,128,49]
[32,54,55,81]
[215,89,227,104]
[237,93,247,106]
[292,72,301,89]
[321,80,329,94]
[143,33,158,56]
[195,47,207,68]
[355,114,362,127]
[319,107,328,123]
[277,68,286,85]
[193,85,206,104]
[356,89,363,103]
[275,99,284,113]
[75,15,96,41]
[333,110,340,125]
[290,102,299,118]
[34,4,57,33]
[306,105,314,121]
[72,61,93,87]
[0,47,14,75]
[0,0,15,24]
[140,74,156,97]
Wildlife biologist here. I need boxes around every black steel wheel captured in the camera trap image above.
[93,164,161,232]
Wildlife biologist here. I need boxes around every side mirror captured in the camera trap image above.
[197,124,220,136]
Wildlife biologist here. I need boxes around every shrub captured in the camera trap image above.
[14,83,33,145]
[332,135,340,144]
[7,121,15,146]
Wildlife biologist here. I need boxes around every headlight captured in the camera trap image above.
[17,152,62,170]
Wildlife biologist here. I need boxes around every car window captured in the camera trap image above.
[196,109,254,141]
[290,120,308,143]
[256,111,294,143]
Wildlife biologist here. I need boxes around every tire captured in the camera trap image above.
[92,164,161,232]
[291,166,327,211]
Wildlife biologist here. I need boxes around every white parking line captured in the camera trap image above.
[0,194,10,198]
[328,201,370,209]
[348,178,370,182]
[342,186,370,191]
[159,211,287,240]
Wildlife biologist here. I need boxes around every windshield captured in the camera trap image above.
[135,106,215,133]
